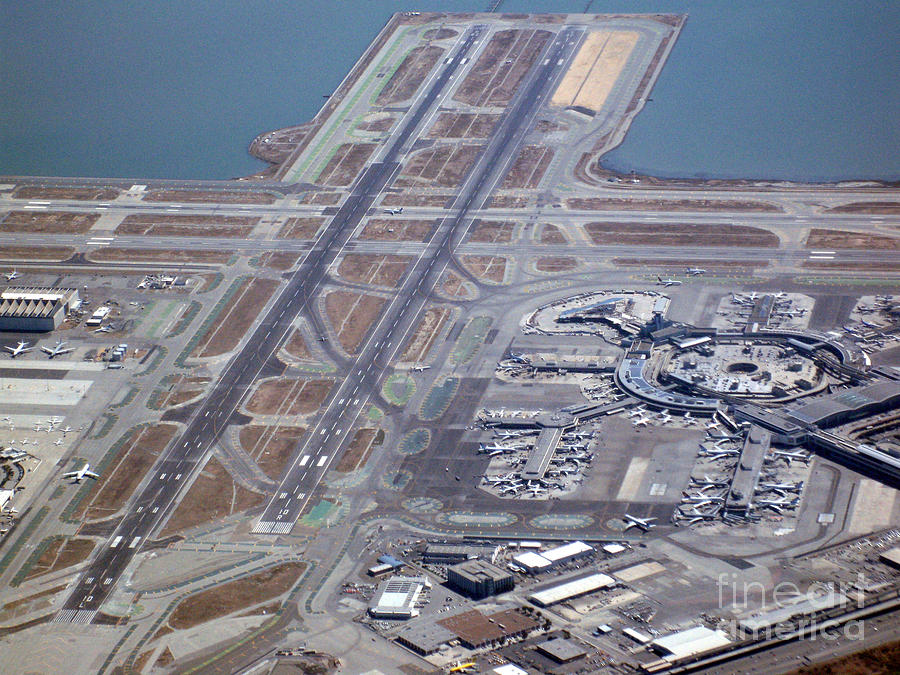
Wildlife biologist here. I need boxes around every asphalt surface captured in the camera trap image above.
[54,24,488,622]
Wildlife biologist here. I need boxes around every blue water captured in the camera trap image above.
[1,1,897,181]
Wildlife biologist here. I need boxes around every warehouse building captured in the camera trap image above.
[368,576,430,619]
[447,559,514,599]
[0,287,79,332]
[649,626,732,663]
[512,541,594,573]
[536,637,588,663]
[528,572,616,607]
[423,543,499,565]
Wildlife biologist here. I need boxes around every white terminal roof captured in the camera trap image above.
[513,551,552,570]
[528,573,616,606]
[651,626,732,661]
[493,666,528,675]
[541,540,593,562]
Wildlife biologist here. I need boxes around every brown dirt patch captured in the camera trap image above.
[460,255,508,283]
[15,186,119,200]
[155,648,175,668]
[24,539,95,580]
[423,28,458,40]
[325,291,387,355]
[501,146,553,189]
[535,119,569,133]
[487,195,528,208]
[193,278,280,358]
[161,457,265,535]
[806,228,900,250]
[116,214,257,237]
[0,246,75,261]
[88,248,232,264]
[377,45,445,105]
[539,224,566,244]
[828,202,900,214]
[585,222,779,248]
[426,112,500,139]
[239,425,307,481]
[168,562,305,630]
[359,218,435,242]
[75,424,179,521]
[283,329,312,360]
[381,193,452,207]
[142,189,276,204]
[337,254,412,288]
[567,197,781,212]
[356,115,397,132]
[397,144,483,188]
[1,211,99,234]
[441,271,475,299]
[257,252,300,271]
[614,258,768,272]
[1,584,67,613]
[335,428,378,473]
[788,639,900,675]
[299,192,342,205]
[454,29,552,107]
[155,376,210,409]
[316,143,377,186]
[536,256,578,272]
[552,30,639,111]
[467,220,515,243]
[246,378,333,417]
[277,217,325,239]
[803,261,900,271]
[402,307,452,363]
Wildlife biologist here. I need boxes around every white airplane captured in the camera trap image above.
[632,417,650,428]
[478,443,517,454]
[759,481,803,493]
[93,325,113,333]
[4,269,20,281]
[59,426,74,436]
[699,446,740,459]
[63,463,100,483]
[411,364,431,372]
[54,438,63,446]
[383,207,403,215]
[41,340,75,359]
[627,406,647,419]
[4,341,34,358]
[656,275,682,287]
[771,450,811,467]
[686,267,706,276]
[623,514,656,532]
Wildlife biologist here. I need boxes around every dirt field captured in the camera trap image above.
[423,27,458,40]
[441,271,476,299]
[168,562,306,630]
[788,639,900,675]
[246,378,333,416]
[552,30,638,111]
[376,45,445,105]
[467,220,515,243]
[536,256,578,272]
[806,228,900,250]
[325,291,386,355]
[335,428,379,473]
[24,538,95,581]
[75,424,179,521]
[116,214,257,237]
[454,29,551,106]
[277,217,325,239]
[828,202,900,214]
[0,246,75,261]
[256,252,300,271]
[154,376,210,409]
[1,211,98,234]
[15,186,119,200]
[535,119,568,133]
[283,329,311,360]
[426,112,500,139]
[402,307,452,362]
[567,197,781,212]
[316,143,377,186]
[396,144,483,188]
[298,192,342,205]
[239,425,306,480]
[161,457,265,535]
[337,254,412,287]
[585,222,779,248]
[193,278,280,358]
[356,114,397,132]
[501,146,554,189]
[539,224,567,244]
[803,261,899,271]
[88,248,232,264]
[359,218,435,242]
[381,193,452,207]
[142,189,276,204]
[460,255,508,283]
[488,195,528,208]
[614,258,768,271]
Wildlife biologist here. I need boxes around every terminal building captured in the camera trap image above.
[447,559,514,599]
[0,287,80,332]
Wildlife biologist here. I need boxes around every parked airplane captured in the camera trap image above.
[59,426,74,436]
[623,514,656,532]
[41,340,75,359]
[63,463,100,483]
[3,270,20,281]
[686,267,706,276]
[656,275,682,287]
[478,443,517,455]
[627,406,647,418]
[411,364,431,372]
[770,450,811,466]
[4,341,33,358]
[383,207,403,215]
[93,325,113,333]
[632,417,650,428]
[54,438,63,446]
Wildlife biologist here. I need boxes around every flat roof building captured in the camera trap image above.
[0,287,79,332]
[536,637,588,663]
[512,551,553,574]
[447,559,514,599]
[368,576,430,619]
[650,626,731,663]
[528,572,616,607]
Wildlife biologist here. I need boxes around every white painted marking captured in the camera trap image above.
[129,536,141,549]
[316,455,328,467]
[810,251,836,255]
[110,536,123,548]
[159,473,167,479]
[299,455,310,466]
[23,205,47,210]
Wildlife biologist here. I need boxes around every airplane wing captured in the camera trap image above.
[84,471,100,479]
[62,471,77,478]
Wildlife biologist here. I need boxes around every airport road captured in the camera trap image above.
[53,25,487,623]
[254,26,585,532]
